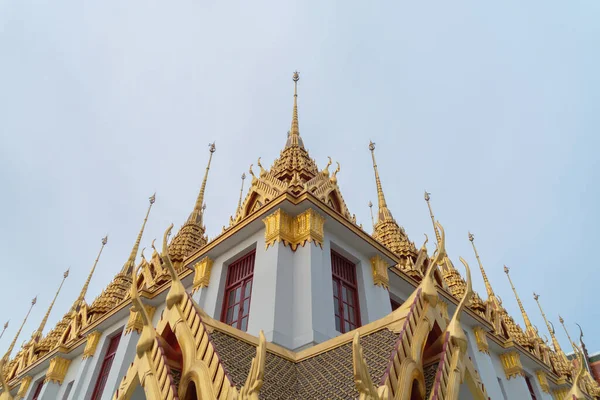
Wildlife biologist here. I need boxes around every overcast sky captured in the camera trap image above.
[1,1,599,355]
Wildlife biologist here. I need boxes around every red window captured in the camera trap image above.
[31,380,44,400]
[91,332,122,400]
[331,251,361,333]
[221,250,255,332]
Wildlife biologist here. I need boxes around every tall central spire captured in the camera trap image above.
[121,194,155,274]
[32,270,69,342]
[368,141,393,223]
[0,322,8,340]
[533,293,563,355]
[72,236,108,312]
[285,71,304,149]
[504,266,535,335]
[188,142,216,225]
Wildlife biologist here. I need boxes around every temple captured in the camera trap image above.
[0,72,598,400]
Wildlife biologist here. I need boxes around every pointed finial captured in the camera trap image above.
[4,297,36,360]
[189,142,216,225]
[577,323,584,343]
[0,321,8,340]
[236,173,247,216]
[368,201,375,228]
[533,292,564,354]
[32,269,69,341]
[286,71,303,148]
[558,315,578,353]
[73,236,108,311]
[368,141,393,223]
[424,190,442,244]
[121,194,155,274]
[504,265,534,334]
[468,232,495,300]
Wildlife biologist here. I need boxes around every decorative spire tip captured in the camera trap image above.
[504,265,509,274]
[293,70,299,82]
[468,232,474,242]
[424,190,430,201]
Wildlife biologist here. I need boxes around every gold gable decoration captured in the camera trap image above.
[473,327,489,354]
[82,331,102,359]
[192,256,214,292]
[263,208,325,251]
[536,370,550,394]
[44,356,71,385]
[499,351,524,380]
[370,255,390,289]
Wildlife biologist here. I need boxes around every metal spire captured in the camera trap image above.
[559,315,578,353]
[4,297,36,360]
[504,266,535,335]
[424,191,442,244]
[72,236,108,312]
[32,270,69,342]
[121,194,155,274]
[189,142,216,225]
[368,201,375,228]
[285,71,303,148]
[0,322,7,340]
[533,293,563,355]
[468,232,496,300]
[368,141,393,223]
[237,173,246,215]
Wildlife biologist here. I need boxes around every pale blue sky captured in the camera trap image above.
[1,1,599,355]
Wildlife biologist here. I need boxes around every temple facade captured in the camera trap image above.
[0,72,598,400]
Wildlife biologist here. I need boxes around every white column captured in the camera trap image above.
[464,329,504,400]
[246,239,290,345]
[291,242,335,350]
[99,330,140,400]
[37,381,60,400]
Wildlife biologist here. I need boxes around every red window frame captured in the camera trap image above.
[220,250,255,332]
[31,380,44,400]
[525,376,537,400]
[91,332,122,400]
[331,251,361,333]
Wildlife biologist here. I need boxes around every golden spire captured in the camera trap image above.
[558,315,578,353]
[468,232,495,300]
[4,297,36,359]
[368,201,374,228]
[368,141,393,223]
[504,266,535,334]
[0,322,7,340]
[237,173,246,214]
[188,142,216,225]
[533,293,563,354]
[121,194,155,274]
[32,269,69,342]
[72,236,108,312]
[285,71,304,148]
[424,191,442,244]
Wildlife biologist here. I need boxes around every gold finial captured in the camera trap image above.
[533,292,564,355]
[424,190,442,244]
[446,257,473,354]
[73,236,108,312]
[121,194,155,274]
[32,269,69,341]
[0,321,8,340]
[236,173,246,216]
[368,141,393,223]
[468,232,495,300]
[4,297,36,360]
[504,265,535,335]
[558,315,578,353]
[368,201,374,228]
[189,142,216,225]
[286,71,303,148]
